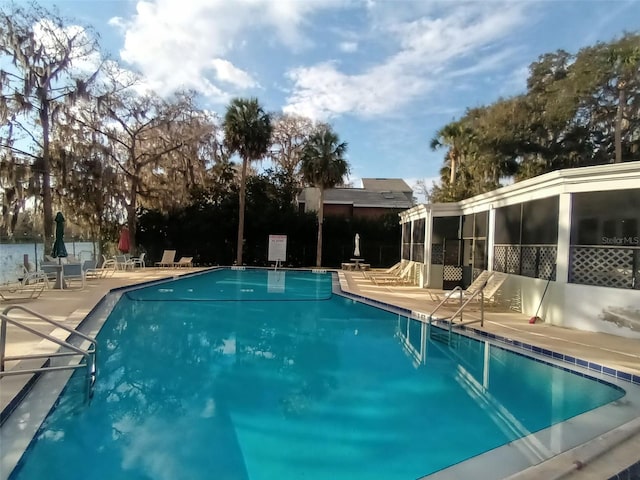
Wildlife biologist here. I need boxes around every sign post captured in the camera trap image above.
[268,235,287,293]
[268,235,287,269]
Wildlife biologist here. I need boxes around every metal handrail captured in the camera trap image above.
[0,305,96,402]
[429,285,464,318]
[428,280,488,344]
[445,288,485,327]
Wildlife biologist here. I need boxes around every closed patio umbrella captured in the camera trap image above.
[51,212,68,260]
[354,233,361,257]
[118,226,130,254]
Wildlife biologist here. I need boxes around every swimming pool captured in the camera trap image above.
[4,269,639,479]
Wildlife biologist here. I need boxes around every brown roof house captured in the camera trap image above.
[298,178,414,219]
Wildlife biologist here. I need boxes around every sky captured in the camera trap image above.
[34,0,640,196]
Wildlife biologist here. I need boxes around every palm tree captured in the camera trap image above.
[300,127,349,267]
[430,121,465,188]
[223,97,272,265]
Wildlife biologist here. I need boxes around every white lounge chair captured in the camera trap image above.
[1,272,47,301]
[363,262,402,280]
[172,256,193,268]
[82,260,105,280]
[94,255,117,278]
[431,271,508,305]
[370,263,413,285]
[16,264,53,287]
[155,250,176,267]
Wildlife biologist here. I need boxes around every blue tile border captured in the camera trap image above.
[608,458,640,480]
[334,275,640,388]
[426,322,628,394]
[455,322,640,387]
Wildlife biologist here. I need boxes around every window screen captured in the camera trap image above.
[522,196,559,244]
[494,204,521,244]
[571,189,640,245]
[412,218,425,243]
[432,216,460,244]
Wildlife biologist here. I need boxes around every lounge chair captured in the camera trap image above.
[172,256,193,268]
[82,260,105,280]
[431,271,508,305]
[370,263,413,285]
[16,264,53,287]
[1,272,47,301]
[94,255,117,278]
[363,262,402,280]
[155,250,176,267]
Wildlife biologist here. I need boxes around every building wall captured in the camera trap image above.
[322,204,403,219]
[398,163,640,340]
[323,204,353,217]
[497,275,640,339]
[353,207,402,219]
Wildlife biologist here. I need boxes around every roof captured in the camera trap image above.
[399,162,640,221]
[361,178,412,193]
[299,187,413,209]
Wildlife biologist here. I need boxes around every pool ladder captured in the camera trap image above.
[427,282,487,345]
[0,305,97,403]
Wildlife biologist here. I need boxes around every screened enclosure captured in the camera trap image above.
[493,196,558,281]
[462,211,488,285]
[570,189,640,289]
[432,216,463,289]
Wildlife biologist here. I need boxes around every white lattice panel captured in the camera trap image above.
[494,246,506,273]
[443,265,462,281]
[521,247,537,277]
[431,245,444,265]
[506,246,520,274]
[570,247,634,289]
[538,247,557,280]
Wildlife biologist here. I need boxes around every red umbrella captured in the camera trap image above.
[118,226,130,254]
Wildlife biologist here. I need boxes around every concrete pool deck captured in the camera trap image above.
[1,267,639,479]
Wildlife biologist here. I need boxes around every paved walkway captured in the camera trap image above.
[2,267,640,479]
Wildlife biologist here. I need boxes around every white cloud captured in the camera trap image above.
[284,3,528,120]
[211,59,258,89]
[339,41,358,53]
[110,0,340,100]
[32,19,102,76]
[284,60,431,120]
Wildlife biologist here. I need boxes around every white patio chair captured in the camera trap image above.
[155,250,176,267]
[131,252,146,268]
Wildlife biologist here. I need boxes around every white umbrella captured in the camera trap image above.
[354,233,360,257]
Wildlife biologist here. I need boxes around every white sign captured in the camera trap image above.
[268,235,287,262]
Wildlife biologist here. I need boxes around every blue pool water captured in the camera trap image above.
[12,269,624,479]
